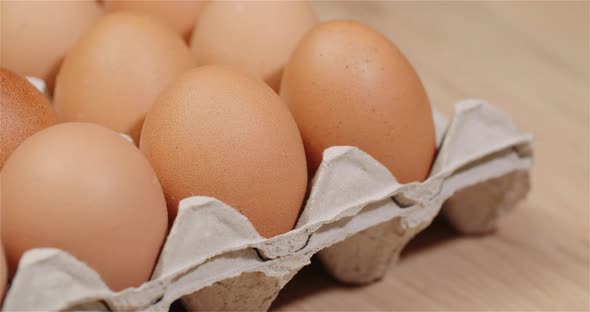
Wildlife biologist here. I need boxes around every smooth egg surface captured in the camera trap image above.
[189,1,316,91]
[103,0,205,39]
[0,245,6,301]
[0,0,103,89]
[280,20,436,183]
[53,12,194,143]
[140,66,307,237]
[1,123,168,291]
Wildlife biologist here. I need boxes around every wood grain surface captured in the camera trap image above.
[271,2,590,311]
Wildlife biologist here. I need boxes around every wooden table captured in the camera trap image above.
[271,2,590,311]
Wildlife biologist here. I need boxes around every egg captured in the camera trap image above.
[280,20,436,183]
[53,12,195,143]
[140,66,307,238]
[0,68,57,170]
[0,123,168,291]
[0,0,103,89]
[103,0,205,39]
[0,244,7,301]
[189,1,316,91]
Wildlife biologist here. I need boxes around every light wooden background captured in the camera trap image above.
[271,1,590,311]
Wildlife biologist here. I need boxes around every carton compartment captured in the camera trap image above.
[319,215,426,284]
[443,170,531,234]
[182,269,300,311]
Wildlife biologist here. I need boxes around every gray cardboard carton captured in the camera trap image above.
[2,99,533,311]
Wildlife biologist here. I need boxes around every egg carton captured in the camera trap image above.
[1,99,533,311]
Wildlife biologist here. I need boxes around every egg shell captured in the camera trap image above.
[0,244,6,302]
[53,12,195,143]
[0,123,168,292]
[103,0,205,39]
[0,0,103,90]
[140,66,308,238]
[189,1,317,91]
[280,20,436,183]
[0,68,57,169]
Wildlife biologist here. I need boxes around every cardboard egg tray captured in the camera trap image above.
[1,98,533,311]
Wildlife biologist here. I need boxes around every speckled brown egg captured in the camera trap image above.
[140,66,307,238]
[0,0,103,90]
[103,0,205,40]
[189,1,316,91]
[0,123,168,291]
[53,12,195,143]
[0,68,57,169]
[280,20,436,183]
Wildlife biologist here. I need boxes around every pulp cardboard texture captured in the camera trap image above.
[2,99,533,312]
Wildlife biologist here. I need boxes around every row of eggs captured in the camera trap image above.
[0,1,435,298]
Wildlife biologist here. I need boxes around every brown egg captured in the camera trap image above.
[280,20,436,183]
[0,123,168,291]
[189,1,316,91]
[53,12,195,143]
[0,0,103,89]
[140,66,307,238]
[0,244,6,302]
[103,0,205,39]
[0,68,57,170]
